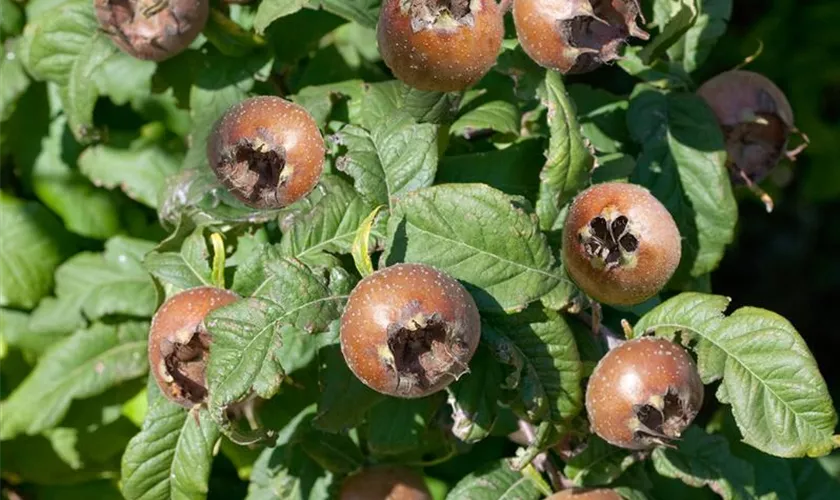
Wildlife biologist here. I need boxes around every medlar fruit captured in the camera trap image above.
[207,96,325,210]
[697,70,806,210]
[339,263,481,398]
[547,489,623,500]
[562,182,681,306]
[148,287,239,407]
[377,0,504,91]
[585,336,703,450]
[340,465,431,500]
[94,0,209,61]
[513,0,649,74]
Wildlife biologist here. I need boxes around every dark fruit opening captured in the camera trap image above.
[160,329,211,405]
[408,0,474,31]
[220,139,288,206]
[555,0,649,73]
[580,214,639,270]
[724,112,788,184]
[632,386,694,447]
[386,311,464,391]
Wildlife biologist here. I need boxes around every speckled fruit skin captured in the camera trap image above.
[207,96,325,209]
[513,0,648,74]
[94,0,209,61]
[697,70,796,184]
[547,488,623,500]
[562,182,681,306]
[340,465,431,500]
[339,263,481,398]
[377,0,504,92]
[585,337,704,450]
[149,287,239,408]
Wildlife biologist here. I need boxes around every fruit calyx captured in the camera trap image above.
[630,385,696,448]
[384,305,470,393]
[218,139,289,208]
[578,208,640,271]
[405,0,476,31]
[560,0,649,72]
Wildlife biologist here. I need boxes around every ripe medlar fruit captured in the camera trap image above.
[562,182,681,306]
[547,489,622,500]
[340,465,431,500]
[148,287,239,407]
[207,96,325,209]
[513,0,649,74]
[339,263,481,398]
[377,0,504,91]
[94,0,209,61]
[585,336,703,450]
[697,70,806,206]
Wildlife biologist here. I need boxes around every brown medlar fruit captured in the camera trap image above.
[148,287,239,407]
[562,182,681,306]
[547,489,623,500]
[340,465,431,500]
[94,0,209,61]
[585,336,704,450]
[207,96,325,210]
[697,70,806,210]
[339,263,481,398]
[513,0,649,74]
[377,0,504,91]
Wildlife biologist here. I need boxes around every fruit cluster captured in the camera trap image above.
[111,2,811,497]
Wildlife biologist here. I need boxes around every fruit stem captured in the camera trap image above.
[577,309,625,350]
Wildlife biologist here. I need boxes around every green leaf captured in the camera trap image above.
[634,293,839,458]
[0,0,24,38]
[446,460,542,500]
[355,80,460,128]
[0,194,72,309]
[298,424,364,474]
[0,40,31,122]
[436,139,545,202]
[253,0,307,34]
[336,112,439,208]
[366,395,445,456]
[31,115,123,239]
[536,71,594,232]
[451,100,520,138]
[247,440,333,500]
[384,183,566,313]
[0,321,148,439]
[1,308,66,355]
[78,140,182,208]
[144,230,213,291]
[564,436,639,487]
[652,426,755,500]
[566,84,631,154]
[640,1,699,65]
[122,377,220,500]
[628,85,737,278]
[205,257,346,419]
[29,236,158,335]
[481,307,582,423]
[319,0,379,28]
[291,80,364,128]
[668,0,733,73]
[279,175,379,267]
[447,345,503,443]
[313,345,384,432]
[18,0,99,85]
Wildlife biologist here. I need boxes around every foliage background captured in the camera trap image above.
[1,0,840,498]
